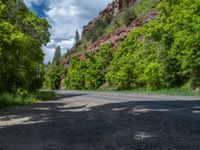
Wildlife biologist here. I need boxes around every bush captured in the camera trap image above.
[0,91,55,109]
[121,8,137,26]
[64,57,86,90]
[144,63,164,90]
[64,43,114,90]
[106,0,200,91]
[44,63,64,89]
[85,14,113,42]
[85,43,114,89]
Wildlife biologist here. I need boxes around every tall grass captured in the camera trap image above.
[0,91,55,109]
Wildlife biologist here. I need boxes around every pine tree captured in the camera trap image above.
[53,45,61,62]
[75,30,80,45]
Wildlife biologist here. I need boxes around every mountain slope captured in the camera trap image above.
[44,0,200,92]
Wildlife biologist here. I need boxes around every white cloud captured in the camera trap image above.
[25,0,112,63]
[43,38,74,63]
[58,39,75,54]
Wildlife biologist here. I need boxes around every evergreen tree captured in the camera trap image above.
[75,30,80,45]
[53,45,61,62]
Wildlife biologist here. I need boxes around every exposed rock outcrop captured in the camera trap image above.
[82,0,137,38]
[81,9,157,56]
[62,9,157,66]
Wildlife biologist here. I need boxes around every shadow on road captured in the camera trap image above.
[0,92,200,150]
[53,92,89,101]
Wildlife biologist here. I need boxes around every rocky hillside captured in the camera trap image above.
[82,0,137,38]
[44,0,200,92]
[62,0,159,68]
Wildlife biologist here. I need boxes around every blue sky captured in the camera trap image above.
[24,0,112,63]
[31,1,47,18]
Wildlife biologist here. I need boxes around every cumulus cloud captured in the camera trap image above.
[24,0,112,63]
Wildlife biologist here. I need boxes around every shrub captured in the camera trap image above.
[44,63,64,90]
[144,63,164,90]
[64,43,114,90]
[121,8,137,26]
[64,57,86,90]
[0,91,55,109]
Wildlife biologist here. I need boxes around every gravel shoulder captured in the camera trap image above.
[0,91,200,150]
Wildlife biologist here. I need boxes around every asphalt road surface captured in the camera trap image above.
[0,90,200,150]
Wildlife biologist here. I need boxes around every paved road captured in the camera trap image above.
[0,90,200,150]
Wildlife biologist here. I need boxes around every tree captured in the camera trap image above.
[0,0,50,92]
[53,45,61,62]
[44,64,63,89]
[122,8,137,26]
[107,0,200,91]
[75,30,80,45]
[64,43,114,90]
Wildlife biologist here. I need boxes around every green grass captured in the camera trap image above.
[133,0,161,17]
[73,88,200,97]
[109,88,200,96]
[0,91,55,109]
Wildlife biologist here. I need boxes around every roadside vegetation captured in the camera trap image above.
[44,62,64,90]
[120,88,200,96]
[64,42,114,90]
[107,0,200,91]
[0,0,52,108]
[0,91,55,109]
[0,0,50,93]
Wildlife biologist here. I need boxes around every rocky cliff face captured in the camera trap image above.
[88,9,156,51]
[82,0,137,38]
[78,9,157,60]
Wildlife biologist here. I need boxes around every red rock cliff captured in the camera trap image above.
[81,0,137,38]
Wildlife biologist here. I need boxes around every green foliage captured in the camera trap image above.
[64,57,87,90]
[0,0,50,93]
[133,0,161,17]
[85,43,114,89]
[84,0,160,41]
[143,63,164,90]
[105,0,160,34]
[44,63,64,90]
[0,91,55,109]
[106,29,142,90]
[85,14,113,42]
[121,7,137,26]
[64,43,114,90]
[123,88,200,96]
[107,0,200,91]
[45,0,200,92]
[153,0,200,88]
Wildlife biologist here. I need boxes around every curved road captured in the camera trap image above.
[0,90,200,150]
